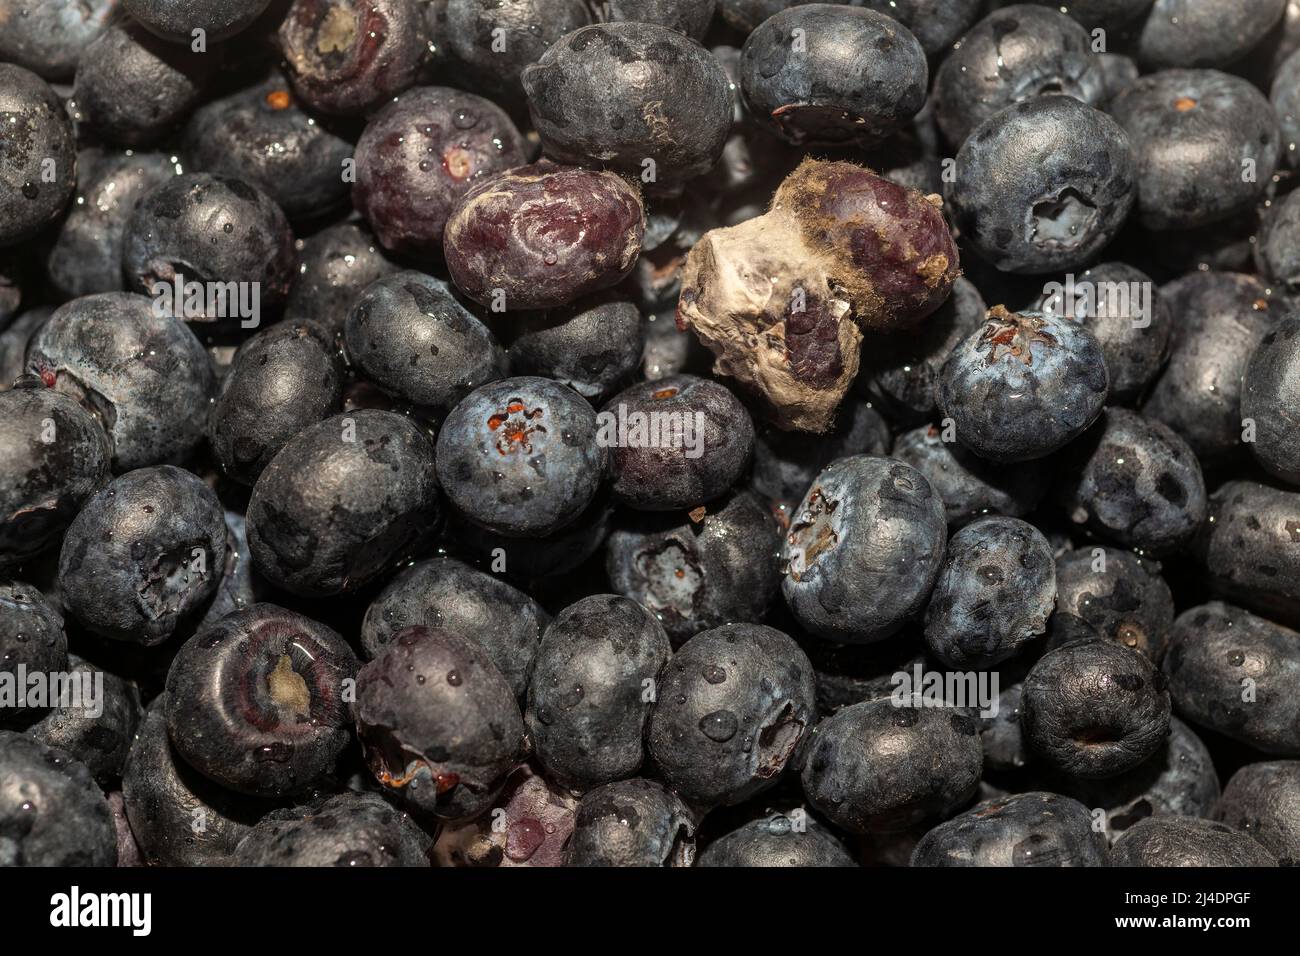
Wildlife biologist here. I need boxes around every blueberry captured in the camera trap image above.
[800,633,926,718]
[1109,816,1276,866]
[191,510,259,636]
[932,6,1106,148]
[1193,482,1300,627]
[1163,602,1300,755]
[912,792,1108,867]
[355,625,527,823]
[739,5,928,148]
[0,0,115,80]
[603,374,753,512]
[436,376,604,537]
[782,455,947,643]
[0,254,26,330]
[646,623,816,808]
[507,298,645,403]
[352,87,528,258]
[856,0,983,57]
[563,777,696,866]
[717,0,801,33]
[0,64,77,247]
[429,764,578,867]
[526,594,671,791]
[1272,47,1300,168]
[938,307,1109,463]
[1257,194,1300,300]
[606,491,781,643]
[923,516,1056,669]
[1049,546,1174,662]
[1241,315,1300,485]
[1025,0,1153,30]
[360,556,549,700]
[209,320,345,485]
[27,655,142,786]
[58,465,227,644]
[1109,70,1280,231]
[121,695,262,866]
[283,223,400,337]
[446,491,615,580]
[1021,638,1171,778]
[0,730,117,866]
[892,425,1049,529]
[980,682,1030,772]
[947,97,1136,274]
[522,22,732,197]
[124,0,272,43]
[1055,408,1208,555]
[801,698,983,834]
[1137,0,1287,70]
[445,163,646,311]
[233,791,432,866]
[344,271,507,416]
[601,0,716,39]
[0,379,111,565]
[0,581,67,727]
[1216,761,1300,865]
[699,813,857,867]
[247,410,441,596]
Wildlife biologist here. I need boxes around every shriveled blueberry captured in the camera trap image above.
[0,65,77,247]
[0,582,67,727]
[124,0,271,42]
[284,224,400,337]
[445,163,646,312]
[603,375,753,512]
[522,22,732,197]
[247,410,441,597]
[699,813,857,867]
[355,625,527,823]
[1241,315,1300,486]
[1110,816,1276,866]
[782,455,947,644]
[430,764,578,867]
[27,655,142,786]
[1022,638,1171,778]
[1193,482,1300,627]
[353,87,528,258]
[1137,0,1286,70]
[360,556,549,700]
[234,790,431,866]
[1049,546,1174,662]
[856,0,982,56]
[647,623,816,808]
[801,698,983,834]
[0,730,116,866]
[507,298,644,403]
[923,516,1055,670]
[564,778,696,866]
[0,379,110,565]
[1216,761,1300,865]
[526,595,671,791]
[58,466,226,645]
[606,491,781,642]
[939,307,1109,463]
[912,792,1107,867]
[0,0,115,80]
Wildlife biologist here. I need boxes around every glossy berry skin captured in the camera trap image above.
[522,22,732,197]
[165,604,359,797]
[0,380,111,565]
[360,556,549,701]
[801,699,983,834]
[1273,47,1300,170]
[284,224,399,337]
[440,0,593,101]
[1109,816,1276,867]
[344,271,507,416]
[1049,546,1174,663]
[699,814,857,867]
[600,0,716,39]
[0,0,115,81]
[1056,408,1208,556]
[947,97,1135,275]
[355,626,527,823]
[28,655,142,786]
[1163,602,1300,755]
[58,466,226,645]
[508,298,644,403]
[647,623,816,809]
[1022,638,1171,779]
[856,0,982,56]
[233,791,431,867]
[564,778,696,867]
[445,163,645,311]
[923,516,1056,670]
[124,0,271,43]
[1137,0,1287,70]
[26,293,216,473]
[980,683,1029,773]
[0,731,116,866]
[602,375,753,512]
[939,308,1109,464]
[740,5,927,148]
[932,6,1105,148]
[526,594,671,791]
[1110,70,1280,231]
[782,455,947,644]
[912,792,1108,867]
[247,410,441,597]
[1255,190,1300,293]
[0,581,67,726]
[1216,762,1300,865]
[182,75,354,222]
[436,377,604,537]
[352,87,529,258]
[1241,315,1300,485]
[606,491,781,643]
[1194,482,1300,628]
[0,65,77,247]
[1026,0,1154,30]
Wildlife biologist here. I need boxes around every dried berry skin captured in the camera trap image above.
[233,791,432,866]
[1109,816,1276,866]
[564,777,696,866]
[912,792,1108,867]
[699,814,857,867]
[1049,546,1174,663]
[522,22,732,197]
[0,64,77,247]
[444,163,646,311]
[1241,315,1300,486]
[124,0,272,43]
[0,581,67,727]
[1215,761,1300,865]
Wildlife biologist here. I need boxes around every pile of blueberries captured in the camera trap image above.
[3,0,1300,869]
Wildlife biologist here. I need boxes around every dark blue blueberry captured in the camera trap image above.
[0,64,77,246]
[1216,761,1300,865]
[564,777,696,866]
[601,0,716,39]
[1241,315,1300,485]
[1256,190,1300,297]
[912,792,1108,867]
[1272,46,1300,168]
[699,813,857,867]
[1049,545,1174,662]
[1193,482,1300,627]
[857,0,983,56]
[0,581,67,728]
[507,298,645,404]
[27,655,142,786]
[0,0,115,80]
[1137,0,1287,70]
[1027,0,1153,30]
[980,682,1030,772]
[445,492,615,580]
[233,791,432,867]
[283,223,400,338]
[1109,816,1276,866]
[125,0,271,43]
